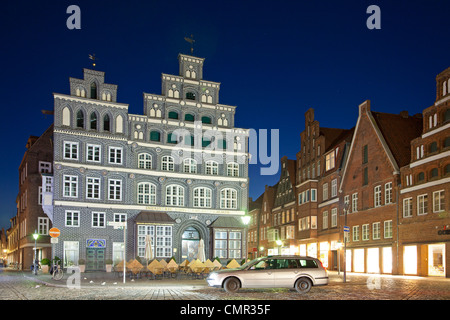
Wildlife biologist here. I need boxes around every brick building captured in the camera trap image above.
[6,126,53,269]
[398,67,450,277]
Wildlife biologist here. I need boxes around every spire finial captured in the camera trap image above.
[89,54,98,68]
[184,35,195,55]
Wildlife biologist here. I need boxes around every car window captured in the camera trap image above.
[253,259,276,270]
[298,259,318,268]
[274,259,298,269]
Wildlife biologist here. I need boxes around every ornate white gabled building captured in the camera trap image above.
[44,54,250,270]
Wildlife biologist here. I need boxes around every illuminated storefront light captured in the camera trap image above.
[354,249,365,273]
[367,248,379,273]
[403,245,417,275]
[383,247,392,274]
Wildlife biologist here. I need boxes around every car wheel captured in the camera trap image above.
[224,277,240,293]
[295,277,312,294]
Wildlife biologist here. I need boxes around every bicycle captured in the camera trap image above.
[30,260,41,274]
[50,260,64,280]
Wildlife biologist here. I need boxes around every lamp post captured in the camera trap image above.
[342,202,349,283]
[32,231,39,275]
[241,214,251,261]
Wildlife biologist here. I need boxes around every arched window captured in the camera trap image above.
[137,182,156,205]
[201,116,212,124]
[183,158,197,173]
[418,172,425,182]
[90,82,97,99]
[150,130,161,142]
[430,168,439,179]
[168,111,179,120]
[445,164,450,176]
[205,161,218,175]
[167,132,178,144]
[193,187,212,208]
[103,114,110,132]
[227,162,239,177]
[76,110,84,128]
[162,156,174,171]
[62,107,70,126]
[90,112,97,130]
[138,153,152,169]
[186,92,196,100]
[166,185,184,206]
[444,137,450,148]
[116,115,123,133]
[429,141,438,153]
[220,188,237,209]
[185,113,195,122]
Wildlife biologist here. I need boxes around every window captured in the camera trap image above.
[384,220,393,239]
[385,182,393,204]
[322,183,328,201]
[193,187,212,208]
[103,114,110,132]
[374,186,381,207]
[418,172,425,182]
[90,112,97,130]
[331,208,338,227]
[86,144,101,162]
[137,182,156,205]
[331,179,337,197]
[166,185,184,206]
[429,142,438,153]
[201,116,212,124]
[150,130,161,142]
[65,211,79,227]
[90,82,97,99]
[92,212,105,228]
[363,145,368,164]
[184,113,195,122]
[162,156,174,171]
[64,142,78,160]
[325,152,335,171]
[63,175,78,198]
[205,161,218,175]
[214,230,242,259]
[63,241,79,268]
[86,177,101,199]
[363,167,369,186]
[417,194,428,215]
[352,193,358,212]
[372,222,380,240]
[38,217,49,235]
[403,198,413,218]
[109,147,123,164]
[444,137,450,149]
[220,188,238,209]
[76,110,84,128]
[322,211,328,229]
[168,111,179,120]
[138,153,152,169]
[362,224,370,241]
[433,190,445,213]
[39,161,52,173]
[227,162,239,177]
[311,189,317,202]
[114,213,127,222]
[430,168,439,179]
[186,92,196,100]
[183,158,197,173]
[352,226,359,241]
[156,226,172,257]
[108,179,122,201]
[137,225,154,257]
[167,132,178,144]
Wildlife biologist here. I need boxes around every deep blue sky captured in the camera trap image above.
[0,0,449,229]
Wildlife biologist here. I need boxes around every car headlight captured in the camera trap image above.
[208,272,218,280]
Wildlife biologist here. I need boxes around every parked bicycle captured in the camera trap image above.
[30,259,41,274]
[50,259,64,280]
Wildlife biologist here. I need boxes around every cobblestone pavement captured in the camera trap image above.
[1,268,450,300]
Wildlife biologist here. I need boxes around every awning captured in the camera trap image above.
[208,216,245,228]
[134,211,176,224]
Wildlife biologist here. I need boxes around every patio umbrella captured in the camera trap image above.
[144,235,153,265]
[197,238,206,262]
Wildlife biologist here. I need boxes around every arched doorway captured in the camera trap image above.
[181,227,201,261]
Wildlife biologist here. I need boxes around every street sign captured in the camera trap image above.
[49,228,61,238]
[343,226,350,233]
[51,238,59,244]
[107,221,127,229]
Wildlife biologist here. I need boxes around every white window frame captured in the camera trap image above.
[417,194,428,215]
[352,193,358,212]
[374,185,382,208]
[39,161,52,174]
[325,151,335,171]
[162,156,174,171]
[86,177,101,199]
[331,179,337,197]
[362,224,370,241]
[311,189,317,202]
[220,188,238,209]
[114,213,127,223]
[38,217,49,235]
[92,212,106,228]
[385,182,393,204]
[65,210,80,227]
[372,222,381,240]
[352,226,359,242]
[109,146,123,164]
[403,198,413,218]
[137,182,156,205]
[322,183,328,201]
[86,144,101,163]
[108,179,122,201]
[166,185,184,206]
[205,160,219,175]
[63,175,78,198]
[63,141,78,160]
[183,158,197,173]
[138,153,152,169]
[193,187,212,208]
[433,190,445,213]
[227,162,239,177]
[384,220,393,239]
[322,211,328,229]
[331,208,338,227]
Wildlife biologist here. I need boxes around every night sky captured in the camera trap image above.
[0,0,449,229]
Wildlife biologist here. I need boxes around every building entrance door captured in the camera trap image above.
[86,248,105,271]
[428,244,445,277]
[181,227,200,261]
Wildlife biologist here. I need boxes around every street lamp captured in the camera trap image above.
[342,202,349,283]
[241,214,251,260]
[32,231,39,275]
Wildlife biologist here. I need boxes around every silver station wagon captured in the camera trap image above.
[206,255,328,293]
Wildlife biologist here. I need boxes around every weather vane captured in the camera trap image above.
[184,35,195,55]
[89,54,98,68]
